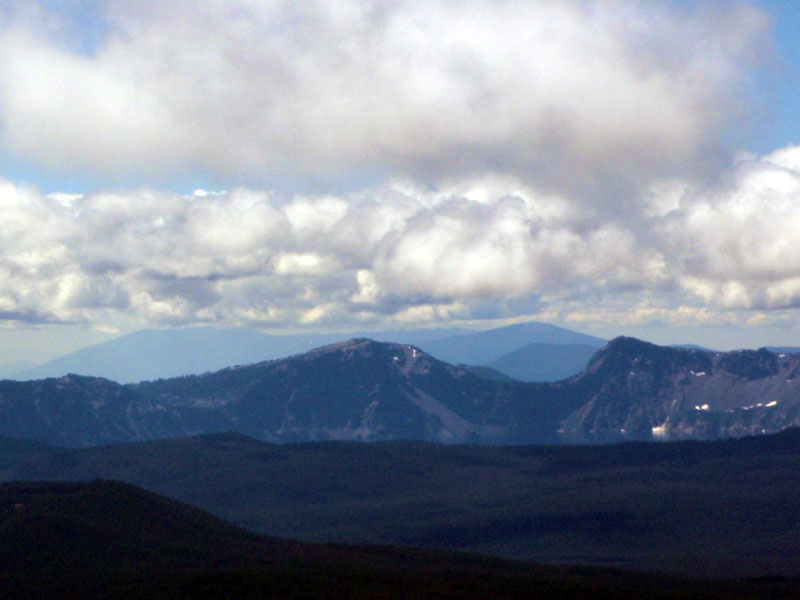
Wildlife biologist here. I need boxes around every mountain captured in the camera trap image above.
[5,336,800,446]
[417,321,606,365]
[6,431,800,579]
[459,364,517,381]
[7,479,668,600]
[131,338,573,445]
[0,360,35,379]
[558,337,800,443]
[482,342,600,382]
[0,374,188,447]
[11,325,471,383]
[0,339,575,446]
[8,321,598,384]
[672,344,716,352]
[11,327,321,383]
[767,346,800,354]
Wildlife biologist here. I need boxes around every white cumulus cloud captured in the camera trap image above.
[0,142,799,332]
[0,174,667,328]
[666,146,800,310]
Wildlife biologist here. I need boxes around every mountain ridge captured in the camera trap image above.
[3,335,800,447]
[417,321,606,365]
[9,321,604,383]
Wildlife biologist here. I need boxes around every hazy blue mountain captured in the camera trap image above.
[458,364,517,382]
[417,321,605,365]
[767,346,800,354]
[671,344,717,352]
[8,321,596,383]
[361,326,472,344]
[11,325,470,383]
[11,327,316,383]
[482,342,600,382]
[0,360,35,379]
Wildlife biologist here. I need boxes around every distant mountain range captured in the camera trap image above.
[0,360,35,379]
[3,336,800,446]
[6,326,462,383]
[8,321,604,383]
[417,321,606,365]
[482,342,600,382]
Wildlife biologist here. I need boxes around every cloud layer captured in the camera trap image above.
[0,1,794,337]
[0,146,798,330]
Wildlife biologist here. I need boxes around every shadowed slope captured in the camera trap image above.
[6,429,800,577]
[2,479,800,600]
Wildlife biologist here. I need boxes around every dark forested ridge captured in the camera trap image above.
[3,336,800,446]
[2,479,800,600]
[5,428,800,578]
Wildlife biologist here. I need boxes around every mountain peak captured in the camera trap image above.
[7,332,800,448]
[596,335,716,359]
[603,336,663,351]
[587,336,664,368]
[306,337,407,356]
[582,336,712,380]
[307,337,375,352]
[303,338,437,375]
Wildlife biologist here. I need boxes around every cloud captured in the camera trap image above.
[0,0,769,194]
[0,1,791,336]
[665,146,800,310]
[0,173,662,328]
[0,142,799,331]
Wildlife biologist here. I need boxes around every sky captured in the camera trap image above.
[0,0,800,364]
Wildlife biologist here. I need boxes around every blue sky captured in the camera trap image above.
[752,0,800,153]
[1,0,800,364]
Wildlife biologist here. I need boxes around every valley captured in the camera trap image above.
[4,480,798,599]
[4,429,800,577]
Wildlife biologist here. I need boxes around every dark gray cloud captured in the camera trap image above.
[0,0,768,196]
